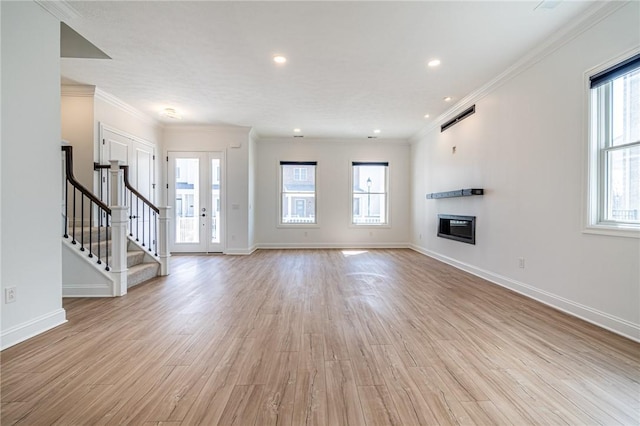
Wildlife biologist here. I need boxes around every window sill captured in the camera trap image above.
[277,223,319,229]
[583,223,640,239]
[349,223,391,229]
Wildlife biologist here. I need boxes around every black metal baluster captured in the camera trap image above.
[88,202,93,258]
[148,207,152,252]
[80,193,85,251]
[154,211,158,256]
[136,197,140,242]
[64,181,69,238]
[97,207,102,265]
[129,190,133,237]
[105,221,110,271]
[72,189,77,244]
[142,201,145,247]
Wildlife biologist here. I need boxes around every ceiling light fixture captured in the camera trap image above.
[373,129,381,134]
[427,59,441,67]
[160,108,182,119]
[424,114,430,118]
[443,96,452,102]
[293,128,301,133]
[273,55,287,64]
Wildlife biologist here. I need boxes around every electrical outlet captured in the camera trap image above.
[5,287,17,304]
[304,231,308,237]
[419,233,422,239]
[518,257,525,269]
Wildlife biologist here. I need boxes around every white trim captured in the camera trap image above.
[257,243,410,250]
[35,0,80,20]
[410,1,626,143]
[582,46,640,239]
[61,85,96,97]
[1,309,67,350]
[62,284,113,298]
[225,246,258,255]
[409,244,640,343]
[95,88,159,127]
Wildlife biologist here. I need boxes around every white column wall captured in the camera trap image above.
[1,1,66,349]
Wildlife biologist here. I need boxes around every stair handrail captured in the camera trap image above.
[94,162,160,256]
[64,147,111,214]
[62,145,112,271]
[93,163,159,213]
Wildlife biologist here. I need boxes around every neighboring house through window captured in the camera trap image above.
[352,162,388,225]
[280,161,317,224]
[587,53,640,235]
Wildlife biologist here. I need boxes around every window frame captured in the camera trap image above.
[278,161,318,227]
[350,161,390,227]
[584,50,640,238]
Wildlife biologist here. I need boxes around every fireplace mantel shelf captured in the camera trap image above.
[426,188,484,199]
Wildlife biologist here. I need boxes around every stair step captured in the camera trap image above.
[127,263,159,288]
[67,226,111,243]
[127,250,145,268]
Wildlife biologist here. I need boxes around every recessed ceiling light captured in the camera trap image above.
[424,114,430,118]
[427,59,441,67]
[293,128,301,133]
[443,96,452,102]
[160,108,182,119]
[373,129,381,134]
[273,55,287,64]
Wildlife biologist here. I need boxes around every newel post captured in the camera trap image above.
[109,160,128,295]
[158,207,171,276]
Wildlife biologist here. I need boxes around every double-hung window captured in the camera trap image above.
[588,53,640,234]
[352,162,388,225]
[280,161,317,225]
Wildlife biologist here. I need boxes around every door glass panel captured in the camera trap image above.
[175,158,200,243]
[211,158,221,243]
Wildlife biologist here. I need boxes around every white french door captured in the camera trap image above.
[168,152,224,253]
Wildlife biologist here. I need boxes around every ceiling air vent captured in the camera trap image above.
[440,105,475,132]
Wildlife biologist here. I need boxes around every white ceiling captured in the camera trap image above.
[60,1,597,139]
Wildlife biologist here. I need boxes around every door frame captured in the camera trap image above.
[98,122,157,204]
[167,151,226,253]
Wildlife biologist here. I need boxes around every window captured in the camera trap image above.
[352,162,388,225]
[280,161,316,224]
[293,167,308,181]
[588,53,640,234]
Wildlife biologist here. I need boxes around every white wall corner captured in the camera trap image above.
[0,308,67,351]
[409,244,640,343]
[35,0,80,20]
[409,1,627,144]
[61,84,96,97]
[94,88,159,127]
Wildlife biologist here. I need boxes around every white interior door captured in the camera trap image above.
[168,151,224,253]
[100,125,156,203]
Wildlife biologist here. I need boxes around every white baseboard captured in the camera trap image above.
[1,308,67,350]
[256,242,410,250]
[224,245,257,255]
[409,244,640,343]
[63,284,114,297]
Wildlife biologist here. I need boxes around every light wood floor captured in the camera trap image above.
[1,249,639,425]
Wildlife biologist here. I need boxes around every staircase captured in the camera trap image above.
[61,145,170,297]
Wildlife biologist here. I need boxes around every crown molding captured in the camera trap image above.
[35,0,80,21]
[94,88,159,127]
[61,85,95,97]
[410,0,627,144]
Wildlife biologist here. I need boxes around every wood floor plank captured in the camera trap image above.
[1,249,638,425]
[325,360,366,426]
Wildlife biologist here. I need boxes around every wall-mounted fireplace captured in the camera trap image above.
[438,214,476,245]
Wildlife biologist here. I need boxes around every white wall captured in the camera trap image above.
[61,87,95,189]
[163,125,252,254]
[1,1,66,349]
[256,138,411,247]
[410,2,640,341]
[61,88,163,200]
